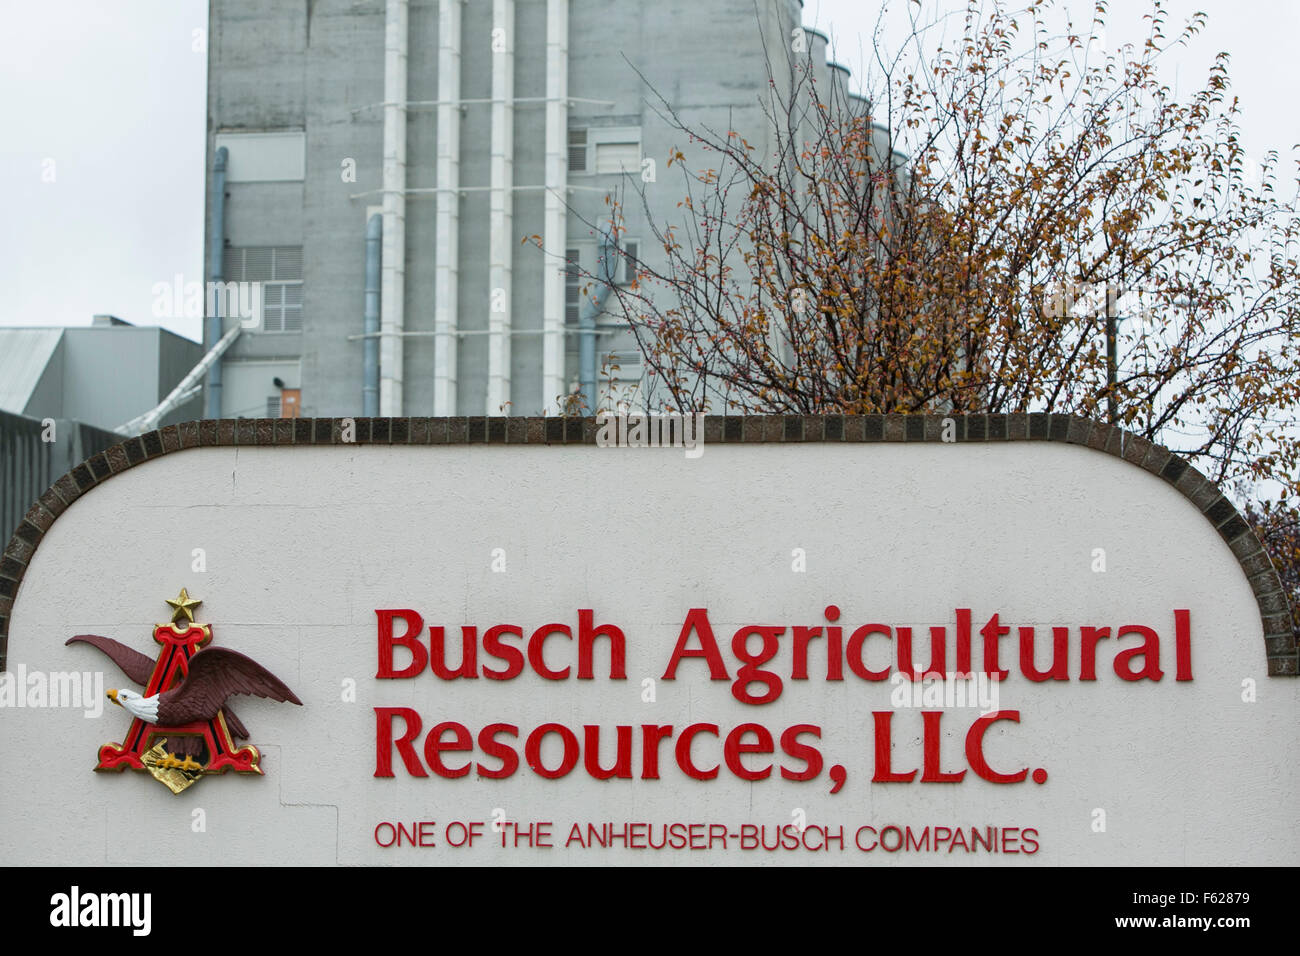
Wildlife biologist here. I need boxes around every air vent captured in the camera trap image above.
[568,129,587,172]
[565,248,580,324]
[224,246,304,332]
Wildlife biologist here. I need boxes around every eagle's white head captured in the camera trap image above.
[107,688,159,722]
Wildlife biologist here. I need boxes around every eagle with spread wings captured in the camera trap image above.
[67,634,302,759]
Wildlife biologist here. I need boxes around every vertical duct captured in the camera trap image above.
[205,146,228,419]
[434,0,462,415]
[541,0,568,413]
[487,0,515,415]
[363,213,382,416]
[579,229,616,412]
[380,0,409,415]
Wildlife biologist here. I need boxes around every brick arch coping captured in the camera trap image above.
[0,413,1294,675]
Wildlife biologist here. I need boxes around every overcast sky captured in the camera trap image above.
[1,0,1295,344]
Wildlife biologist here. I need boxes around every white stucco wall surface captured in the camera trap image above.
[1,442,1295,865]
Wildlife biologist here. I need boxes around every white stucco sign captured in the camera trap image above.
[1,415,1295,866]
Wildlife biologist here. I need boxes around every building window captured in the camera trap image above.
[213,130,306,182]
[619,240,639,285]
[566,240,638,321]
[262,281,303,332]
[266,395,281,417]
[594,141,640,174]
[569,127,642,176]
[223,246,304,333]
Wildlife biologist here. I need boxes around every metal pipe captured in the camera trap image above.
[348,184,610,200]
[380,0,408,415]
[123,324,242,435]
[579,229,617,412]
[434,0,462,414]
[350,95,615,115]
[363,213,382,416]
[205,146,228,419]
[487,0,515,415]
[542,0,568,413]
[349,328,619,341]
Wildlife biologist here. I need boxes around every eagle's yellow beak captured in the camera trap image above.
[107,689,120,706]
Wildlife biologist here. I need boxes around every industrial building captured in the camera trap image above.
[0,315,202,542]
[0,316,203,433]
[203,0,858,419]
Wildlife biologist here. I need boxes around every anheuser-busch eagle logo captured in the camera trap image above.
[67,589,301,793]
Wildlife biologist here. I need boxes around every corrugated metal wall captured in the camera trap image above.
[0,410,121,543]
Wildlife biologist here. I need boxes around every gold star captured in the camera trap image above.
[166,588,202,624]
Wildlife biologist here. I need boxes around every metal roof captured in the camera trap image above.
[0,328,64,415]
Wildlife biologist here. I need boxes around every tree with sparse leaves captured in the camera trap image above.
[574,0,1300,531]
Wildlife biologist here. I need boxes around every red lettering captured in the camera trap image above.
[374,706,426,777]
[791,625,821,680]
[417,820,436,847]
[871,711,917,782]
[731,626,783,704]
[723,723,774,780]
[430,626,477,679]
[921,711,965,782]
[525,723,580,778]
[1019,626,1069,681]
[955,608,972,674]
[847,624,891,680]
[640,724,674,780]
[898,625,946,680]
[675,722,720,780]
[583,724,633,779]
[476,723,519,778]
[376,609,427,679]
[663,609,729,681]
[855,826,877,851]
[1021,827,1039,853]
[1114,624,1164,681]
[980,613,1011,679]
[528,624,572,680]
[965,710,1027,783]
[1002,827,1021,853]
[1079,626,1110,680]
[482,624,524,680]
[577,609,626,679]
[779,724,823,781]
[1175,609,1193,681]
[424,721,473,778]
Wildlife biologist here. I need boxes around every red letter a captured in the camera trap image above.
[662,608,729,681]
